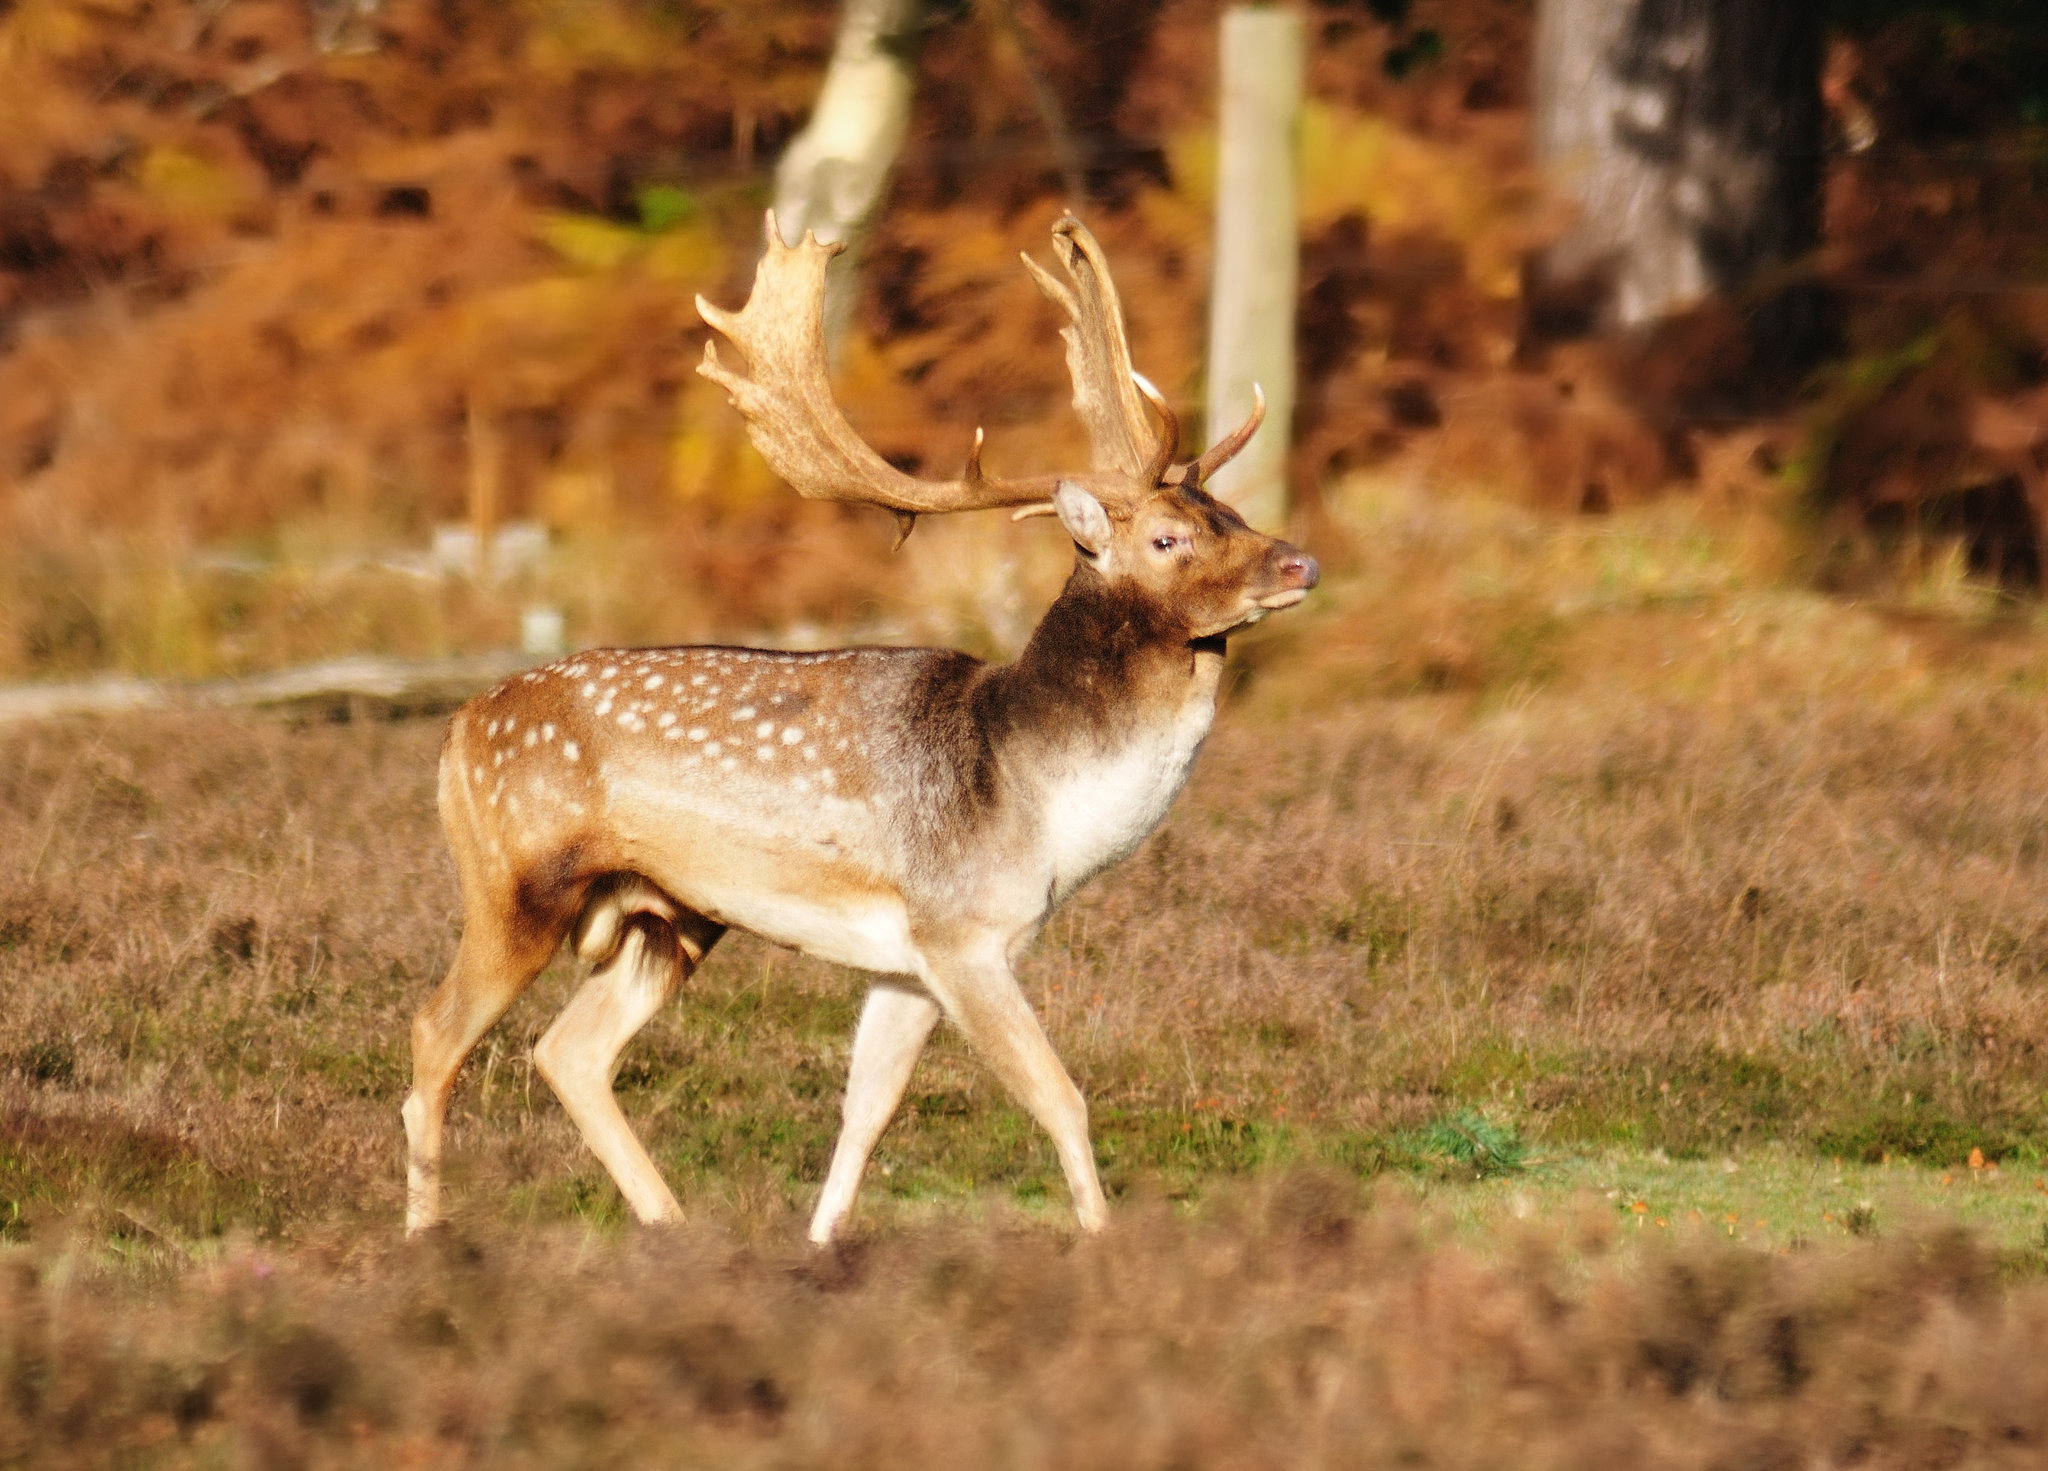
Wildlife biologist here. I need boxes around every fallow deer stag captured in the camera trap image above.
[402,213,1317,1242]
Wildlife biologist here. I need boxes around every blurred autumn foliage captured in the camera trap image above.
[0,0,831,541]
[2,0,2048,676]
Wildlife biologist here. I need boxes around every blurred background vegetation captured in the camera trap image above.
[2,0,2048,679]
[13,16,2048,1458]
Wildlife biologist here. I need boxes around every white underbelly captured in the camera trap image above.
[701,885,922,976]
[609,783,923,976]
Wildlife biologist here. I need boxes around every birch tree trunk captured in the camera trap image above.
[1205,6,1302,534]
[773,0,924,357]
[1529,0,1824,362]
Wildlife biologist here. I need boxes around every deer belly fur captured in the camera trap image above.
[611,800,924,977]
[1040,697,1215,897]
[701,885,923,976]
[667,854,923,976]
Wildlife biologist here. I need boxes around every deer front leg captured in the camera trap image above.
[922,947,1109,1233]
[809,981,942,1245]
[533,912,722,1224]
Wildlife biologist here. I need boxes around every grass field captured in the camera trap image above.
[9,481,2048,1464]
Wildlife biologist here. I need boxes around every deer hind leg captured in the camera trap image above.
[809,982,942,1245]
[922,948,1109,1233]
[404,908,562,1234]
[534,900,724,1224]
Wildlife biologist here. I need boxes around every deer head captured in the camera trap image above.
[695,212,1316,633]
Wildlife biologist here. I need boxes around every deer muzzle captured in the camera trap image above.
[1256,548,1320,609]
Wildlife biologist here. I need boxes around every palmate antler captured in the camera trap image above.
[695,212,1264,540]
[1017,217,1172,484]
[696,214,1065,543]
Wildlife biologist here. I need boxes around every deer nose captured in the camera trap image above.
[1278,552,1319,589]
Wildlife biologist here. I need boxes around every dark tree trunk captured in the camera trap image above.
[1528,0,1825,370]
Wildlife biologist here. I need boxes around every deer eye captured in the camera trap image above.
[1151,533,1184,553]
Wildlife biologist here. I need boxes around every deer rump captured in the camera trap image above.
[401,214,1317,1245]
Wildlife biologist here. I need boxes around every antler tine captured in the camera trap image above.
[1190,383,1266,485]
[1131,372,1179,486]
[696,211,1063,526]
[1008,370,1173,521]
[1021,216,1173,490]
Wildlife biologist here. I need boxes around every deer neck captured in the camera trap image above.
[985,567,1224,895]
[996,565,1224,739]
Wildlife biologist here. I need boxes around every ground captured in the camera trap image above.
[8,480,2048,1464]
[7,2,2048,1461]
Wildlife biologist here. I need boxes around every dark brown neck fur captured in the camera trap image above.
[981,561,1207,743]
[884,560,1225,868]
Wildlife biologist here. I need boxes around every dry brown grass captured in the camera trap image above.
[9,486,2048,1461]
[9,1188,2048,1469]
[7,488,2048,1236]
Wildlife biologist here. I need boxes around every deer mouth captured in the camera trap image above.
[1256,588,1309,610]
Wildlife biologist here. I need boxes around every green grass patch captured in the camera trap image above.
[0,1110,278,1239]
[1406,1144,2048,1262]
[1407,1109,1530,1179]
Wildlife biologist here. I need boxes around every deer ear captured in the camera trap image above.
[1053,480,1113,556]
